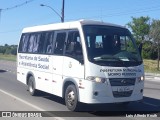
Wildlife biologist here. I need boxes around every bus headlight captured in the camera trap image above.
[137,76,145,83]
[86,76,107,83]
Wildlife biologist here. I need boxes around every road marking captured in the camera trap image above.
[0,89,65,120]
[0,89,45,111]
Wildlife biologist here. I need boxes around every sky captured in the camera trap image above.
[0,0,160,45]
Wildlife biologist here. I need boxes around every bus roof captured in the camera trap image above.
[22,20,126,33]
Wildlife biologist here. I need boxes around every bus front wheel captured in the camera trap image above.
[65,85,79,111]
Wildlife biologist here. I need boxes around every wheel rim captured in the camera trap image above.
[29,81,34,93]
[67,90,75,107]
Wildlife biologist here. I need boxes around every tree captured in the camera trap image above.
[0,45,17,55]
[0,46,6,54]
[150,19,160,70]
[127,16,150,42]
[142,41,157,59]
[11,45,17,55]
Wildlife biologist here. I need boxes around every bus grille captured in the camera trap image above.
[109,78,136,86]
[113,90,133,98]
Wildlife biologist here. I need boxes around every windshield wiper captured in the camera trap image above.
[94,55,122,62]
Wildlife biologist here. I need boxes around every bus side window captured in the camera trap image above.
[42,32,54,54]
[18,34,30,53]
[37,33,45,54]
[27,33,42,53]
[28,34,35,53]
[65,31,83,60]
[46,33,54,54]
[32,33,41,53]
[54,32,66,55]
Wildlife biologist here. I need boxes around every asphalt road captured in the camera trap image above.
[0,60,160,120]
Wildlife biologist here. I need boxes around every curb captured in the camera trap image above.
[147,77,160,82]
[145,72,160,82]
[145,73,160,76]
[154,77,160,80]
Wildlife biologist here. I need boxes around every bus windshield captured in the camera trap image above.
[83,25,142,67]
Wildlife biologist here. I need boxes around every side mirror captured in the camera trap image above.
[138,43,143,56]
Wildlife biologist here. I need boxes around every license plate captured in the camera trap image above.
[117,87,130,92]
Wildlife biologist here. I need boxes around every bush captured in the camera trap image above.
[0,45,17,55]
[142,41,157,59]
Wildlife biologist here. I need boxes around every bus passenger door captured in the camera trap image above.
[63,31,85,82]
[52,31,67,96]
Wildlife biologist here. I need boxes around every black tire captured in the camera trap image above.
[28,76,38,96]
[65,85,79,111]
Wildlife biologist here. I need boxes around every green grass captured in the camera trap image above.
[0,54,17,61]
[143,59,160,73]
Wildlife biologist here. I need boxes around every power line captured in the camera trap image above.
[66,4,160,21]
[101,6,160,18]
[1,0,36,12]
[1,5,160,34]
[1,1,160,34]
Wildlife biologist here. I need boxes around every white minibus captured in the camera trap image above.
[17,20,144,111]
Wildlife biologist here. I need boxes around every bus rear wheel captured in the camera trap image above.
[28,76,38,96]
[65,85,79,111]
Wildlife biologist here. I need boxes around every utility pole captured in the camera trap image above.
[61,0,65,22]
[41,0,65,23]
